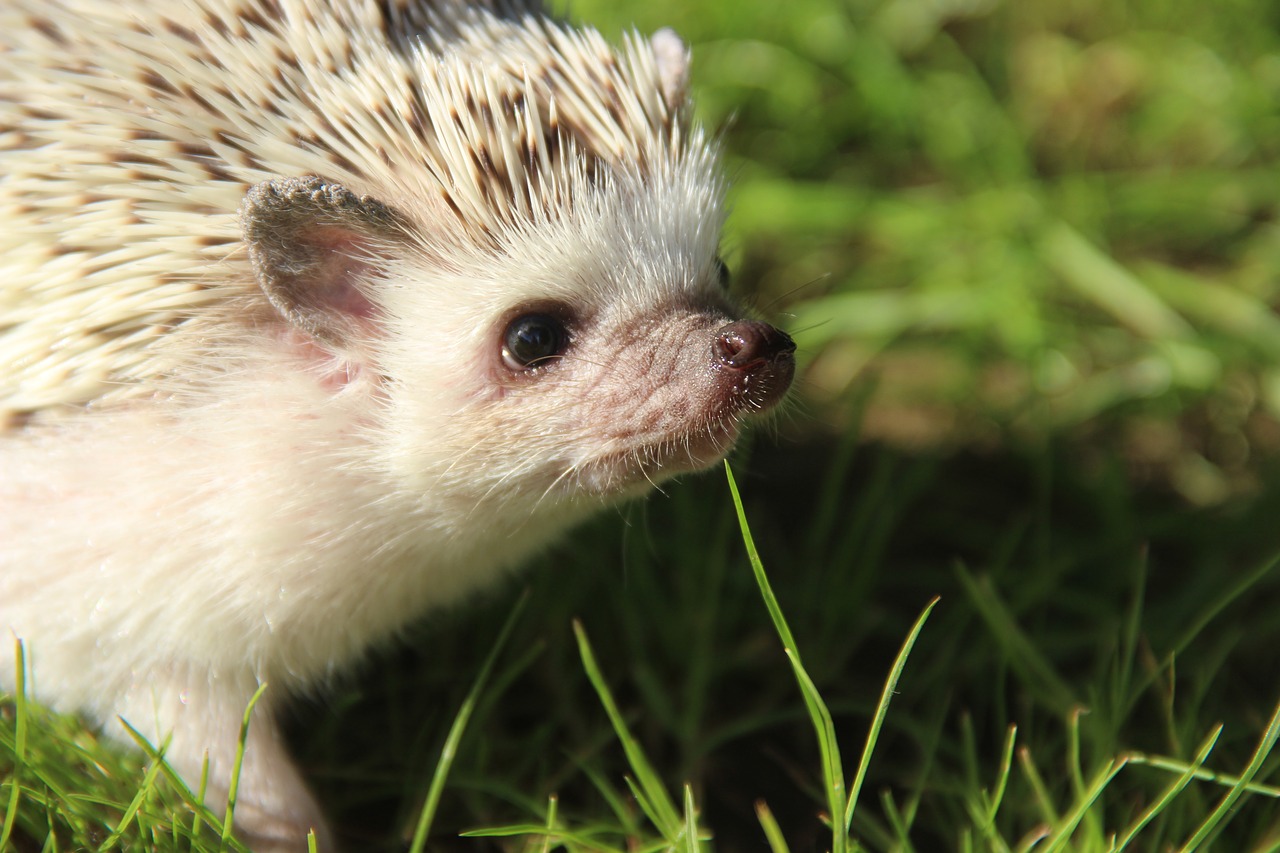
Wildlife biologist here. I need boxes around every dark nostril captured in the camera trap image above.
[713,320,796,371]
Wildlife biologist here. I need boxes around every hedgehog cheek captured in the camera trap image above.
[240,175,410,362]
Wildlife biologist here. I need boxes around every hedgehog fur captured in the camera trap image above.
[0,1,795,849]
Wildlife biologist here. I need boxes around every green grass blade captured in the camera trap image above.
[99,731,171,849]
[577,760,640,836]
[463,822,637,847]
[1125,750,1280,798]
[756,800,790,853]
[879,789,917,853]
[192,752,210,843]
[987,725,1018,826]
[967,725,1017,851]
[845,596,938,830]
[724,461,800,657]
[117,718,245,851]
[682,783,699,853]
[407,591,528,853]
[574,620,681,837]
[221,681,269,853]
[1041,757,1125,852]
[1179,694,1280,851]
[727,462,851,850]
[42,795,59,853]
[1115,724,1223,850]
[1063,707,1105,845]
[0,640,27,853]
[1018,747,1061,826]
[729,463,939,851]
[540,795,558,853]
[624,775,666,837]
[785,649,846,853]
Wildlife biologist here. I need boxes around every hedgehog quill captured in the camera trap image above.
[0,0,795,848]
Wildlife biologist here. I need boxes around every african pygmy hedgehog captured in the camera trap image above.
[0,0,796,848]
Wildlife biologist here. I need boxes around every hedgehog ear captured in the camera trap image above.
[650,28,691,112]
[241,176,409,347]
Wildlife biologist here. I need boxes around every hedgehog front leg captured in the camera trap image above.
[112,667,331,852]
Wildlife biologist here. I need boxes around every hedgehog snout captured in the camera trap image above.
[710,319,796,411]
[713,320,794,370]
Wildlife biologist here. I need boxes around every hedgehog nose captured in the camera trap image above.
[712,320,796,372]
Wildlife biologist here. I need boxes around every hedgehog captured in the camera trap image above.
[0,0,796,849]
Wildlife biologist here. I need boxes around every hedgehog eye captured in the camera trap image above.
[502,313,568,370]
[714,257,731,289]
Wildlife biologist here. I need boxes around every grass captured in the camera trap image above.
[6,0,1280,849]
[4,450,1280,850]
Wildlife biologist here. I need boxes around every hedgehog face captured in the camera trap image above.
[241,151,793,510]
[501,303,796,496]
[373,165,792,505]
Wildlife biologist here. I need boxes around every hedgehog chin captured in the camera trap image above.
[575,421,741,498]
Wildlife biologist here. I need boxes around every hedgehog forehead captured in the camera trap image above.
[386,145,726,316]
[513,157,724,308]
